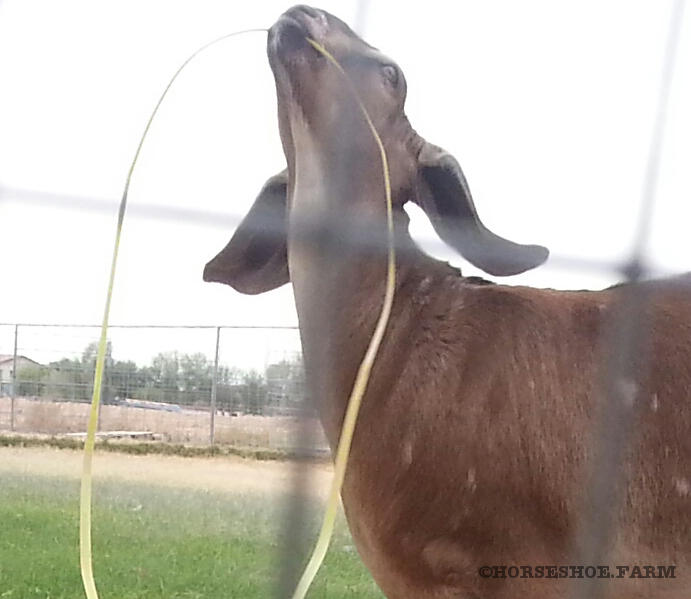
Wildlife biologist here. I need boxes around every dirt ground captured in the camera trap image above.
[0,396,329,450]
[0,446,333,499]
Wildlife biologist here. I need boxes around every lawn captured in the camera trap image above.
[0,466,383,598]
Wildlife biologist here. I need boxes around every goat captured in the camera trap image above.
[203,6,691,598]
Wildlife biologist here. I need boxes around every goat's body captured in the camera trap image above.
[204,6,691,596]
[296,246,691,598]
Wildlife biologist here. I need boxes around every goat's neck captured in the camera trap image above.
[287,165,429,446]
[290,247,407,447]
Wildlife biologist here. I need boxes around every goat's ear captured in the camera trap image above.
[415,143,549,276]
[203,170,289,294]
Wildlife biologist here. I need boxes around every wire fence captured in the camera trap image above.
[0,322,330,454]
[1,2,689,598]
[1,183,683,282]
[571,3,686,598]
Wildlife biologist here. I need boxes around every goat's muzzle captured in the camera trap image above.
[268,5,328,63]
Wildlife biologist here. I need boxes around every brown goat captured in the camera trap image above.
[203,6,691,598]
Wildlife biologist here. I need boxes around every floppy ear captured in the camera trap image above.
[203,170,290,294]
[415,143,548,276]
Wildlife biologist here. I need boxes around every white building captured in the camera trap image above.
[0,354,40,395]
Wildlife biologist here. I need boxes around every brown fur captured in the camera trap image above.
[204,6,691,597]
[338,259,691,598]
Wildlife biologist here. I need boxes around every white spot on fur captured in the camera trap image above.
[674,478,690,497]
[415,277,433,306]
[466,467,477,492]
[651,393,659,412]
[402,441,413,467]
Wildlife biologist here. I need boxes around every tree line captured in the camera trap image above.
[17,341,306,415]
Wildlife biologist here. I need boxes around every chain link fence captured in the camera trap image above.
[0,323,328,454]
[0,1,688,598]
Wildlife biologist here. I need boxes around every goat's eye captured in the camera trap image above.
[381,64,399,88]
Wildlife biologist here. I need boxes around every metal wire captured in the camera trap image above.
[0,184,680,279]
[570,2,686,598]
[1,2,689,597]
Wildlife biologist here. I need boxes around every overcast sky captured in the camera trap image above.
[0,0,689,366]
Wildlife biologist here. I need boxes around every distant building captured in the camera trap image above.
[0,354,40,395]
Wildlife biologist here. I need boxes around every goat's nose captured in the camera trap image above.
[283,5,328,30]
[269,5,330,58]
[288,5,320,18]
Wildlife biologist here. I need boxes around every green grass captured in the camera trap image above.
[0,473,384,598]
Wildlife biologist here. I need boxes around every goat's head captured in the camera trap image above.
[203,5,549,293]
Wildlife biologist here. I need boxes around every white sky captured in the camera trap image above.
[0,0,689,367]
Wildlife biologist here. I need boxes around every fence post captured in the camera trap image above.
[10,324,18,431]
[209,326,221,445]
